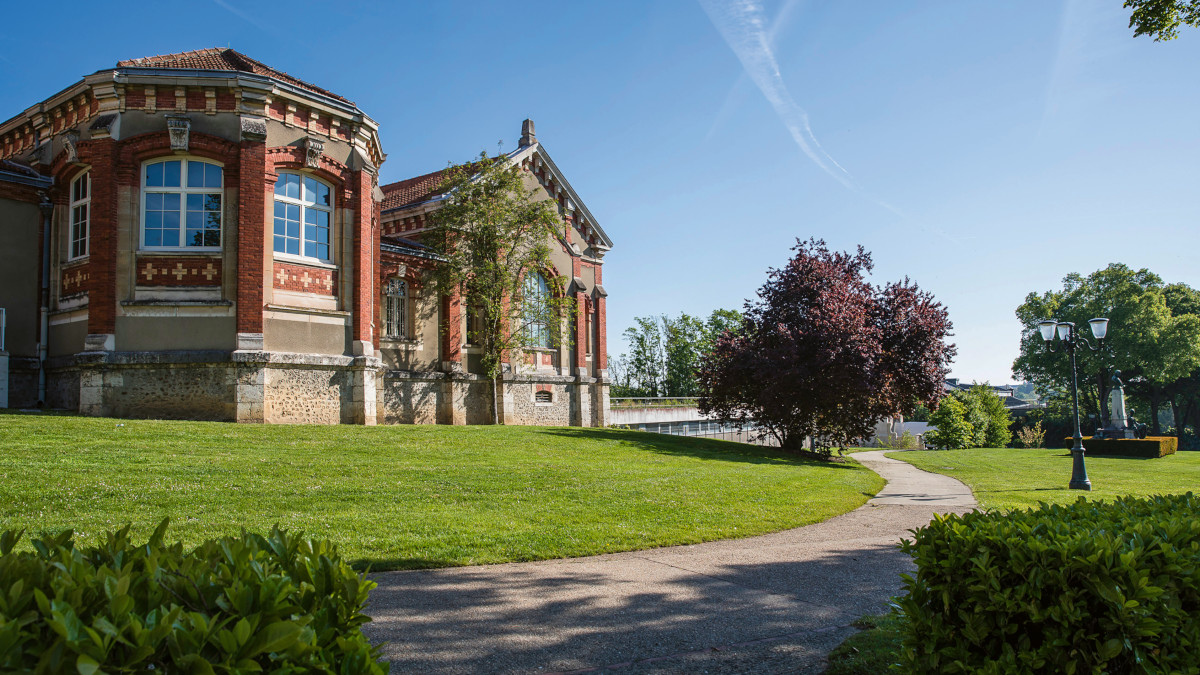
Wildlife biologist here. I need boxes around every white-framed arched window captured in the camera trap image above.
[69,171,90,260]
[384,277,408,339]
[523,271,552,348]
[273,172,332,262]
[141,158,223,250]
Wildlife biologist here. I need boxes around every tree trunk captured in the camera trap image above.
[1150,386,1162,435]
[492,376,501,426]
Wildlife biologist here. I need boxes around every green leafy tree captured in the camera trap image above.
[1012,264,1200,435]
[926,396,975,450]
[663,313,705,397]
[1124,0,1200,40]
[701,308,744,355]
[960,384,1013,448]
[622,316,665,397]
[425,151,570,424]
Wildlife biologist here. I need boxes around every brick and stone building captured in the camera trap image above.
[0,49,611,425]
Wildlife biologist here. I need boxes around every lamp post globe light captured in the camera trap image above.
[1037,317,1109,490]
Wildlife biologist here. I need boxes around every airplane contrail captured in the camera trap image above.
[699,0,854,188]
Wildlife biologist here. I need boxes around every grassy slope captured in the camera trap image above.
[890,447,1200,511]
[0,412,883,570]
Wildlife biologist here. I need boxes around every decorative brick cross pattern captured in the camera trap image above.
[135,257,222,287]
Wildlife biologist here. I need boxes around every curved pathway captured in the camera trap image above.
[363,451,976,673]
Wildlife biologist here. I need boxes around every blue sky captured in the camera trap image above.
[3,1,1198,384]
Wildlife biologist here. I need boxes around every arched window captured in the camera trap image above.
[69,172,90,260]
[384,278,408,339]
[273,172,332,261]
[142,159,223,249]
[523,272,552,348]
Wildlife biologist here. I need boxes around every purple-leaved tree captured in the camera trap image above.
[697,238,955,457]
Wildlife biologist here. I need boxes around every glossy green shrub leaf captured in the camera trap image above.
[0,519,389,673]
[898,493,1200,674]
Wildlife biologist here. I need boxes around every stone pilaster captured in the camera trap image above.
[349,356,380,425]
[440,372,468,425]
[233,351,266,423]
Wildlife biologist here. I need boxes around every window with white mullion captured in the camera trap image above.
[384,278,408,339]
[141,159,223,250]
[273,172,332,262]
[69,172,90,260]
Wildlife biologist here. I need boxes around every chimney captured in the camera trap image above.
[519,119,536,147]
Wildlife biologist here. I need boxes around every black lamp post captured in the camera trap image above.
[1037,317,1109,491]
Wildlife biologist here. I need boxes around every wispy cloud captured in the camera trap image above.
[699,0,852,187]
[213,0,269,31]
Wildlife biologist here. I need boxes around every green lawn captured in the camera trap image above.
[0,412,882,570]
[891,447,1200,511]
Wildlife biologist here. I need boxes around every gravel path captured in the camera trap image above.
[363,450,976,673]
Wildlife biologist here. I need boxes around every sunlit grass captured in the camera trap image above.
[0,411,882,570]
[891,447,1200,511]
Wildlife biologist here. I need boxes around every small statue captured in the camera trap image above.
[1109,370,1127,430]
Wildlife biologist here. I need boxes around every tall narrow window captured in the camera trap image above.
[523,272,552,348]
[141,159,222,249]
[384,278,408,339]
[69,172,90,260]
[273,172,332,261]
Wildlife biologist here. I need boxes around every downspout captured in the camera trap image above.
[38,192,52,406]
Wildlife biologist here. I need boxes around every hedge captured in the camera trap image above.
[0,520,388,673]
[896,494,1200,674]
[1077,436,1178,458]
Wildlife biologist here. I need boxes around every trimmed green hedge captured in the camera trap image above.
[898,494,1200,674]
[0,520,388,673]
[1076,436,1179,458]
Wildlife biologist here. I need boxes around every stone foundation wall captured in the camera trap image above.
[71,353,238,421]
[46,368,81,410]
[264,365,353,424]
[46,352,611,427]
[507,378,575,426]
[7,357,39,408]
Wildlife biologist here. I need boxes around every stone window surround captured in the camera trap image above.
[69,171,90,261]
[139,156,224,253]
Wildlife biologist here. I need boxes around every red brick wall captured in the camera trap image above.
[596,296,607,370]
[134,257,222,286]
[78,138,117,334]
[442,291,462,364]
[237,140,266,334]
[155,90,175,110]
[272,261,337,295]
[60,262,90,297]
[349,170,375,343]
[215,91,236,112]
[186,89,206,111]
[125,87,146,109]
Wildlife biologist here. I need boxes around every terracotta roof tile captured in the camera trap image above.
[116,48,351,104]
[380,168,451,211]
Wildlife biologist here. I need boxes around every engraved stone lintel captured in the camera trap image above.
[303,137,324,169]
[63,130,80,163]
[166,115,190,152]
[240,116,267,142]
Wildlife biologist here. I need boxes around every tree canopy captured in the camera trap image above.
[1012,264,1200,437]
[611,309,744,398]
[1124,0,1200,40]
[697,238,954,456]
[424,151,570,422]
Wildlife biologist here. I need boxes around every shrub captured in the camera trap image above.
[897,494,1200,674]
[878,430,920,450]
[925,397,974,449]
[0,520,388,673]
[1014,420,1045,448]
[1078,435,1178,458]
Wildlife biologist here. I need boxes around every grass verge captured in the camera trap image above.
[824,612,905,675]
[889,447,1200,511]
[0,411,883,570]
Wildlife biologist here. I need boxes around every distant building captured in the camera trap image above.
[0,49,612,425]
